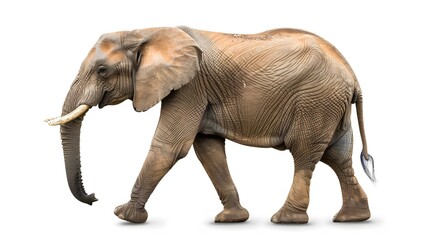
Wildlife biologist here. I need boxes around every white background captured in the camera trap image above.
[1,0,427,239]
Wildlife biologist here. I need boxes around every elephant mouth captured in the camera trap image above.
[98,91,113,109]
[45,105,91,126]
[98,97,108,109]
[98,92,128,109]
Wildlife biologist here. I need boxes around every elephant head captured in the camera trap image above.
[46,27,201,205]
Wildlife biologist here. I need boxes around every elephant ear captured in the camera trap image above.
[129,27,202,112]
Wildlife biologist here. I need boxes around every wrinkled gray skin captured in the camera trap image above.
[55,26,373,224]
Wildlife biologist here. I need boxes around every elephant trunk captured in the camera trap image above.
[59,109,97,205]
[54,86,98,205]
[45,66,103,205]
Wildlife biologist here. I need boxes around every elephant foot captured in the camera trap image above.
[215,207,249,223]
[114,201,148,223]
[271,208,308,224]
[333,204,371,222]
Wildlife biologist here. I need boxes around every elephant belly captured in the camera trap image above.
[199,106,287,148]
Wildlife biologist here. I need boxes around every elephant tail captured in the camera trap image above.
[353,84,376,182]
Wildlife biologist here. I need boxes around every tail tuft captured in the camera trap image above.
[360,152,376,182]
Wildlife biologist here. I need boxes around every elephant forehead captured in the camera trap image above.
[98,39,115,52]
[92,32,129,60]
[95,36,122,56]
[84,48,123,67]
[97,31,129,46]
[84,43,126,67]
[95,46,125,63]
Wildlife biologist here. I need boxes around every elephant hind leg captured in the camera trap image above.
[271,140,328,224]
[193,133,249,223]
[271,168,315,224]
[321,128,371,222]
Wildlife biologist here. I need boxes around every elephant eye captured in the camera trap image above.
[97,65,108,77]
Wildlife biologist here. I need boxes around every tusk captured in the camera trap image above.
[45,105,91,126]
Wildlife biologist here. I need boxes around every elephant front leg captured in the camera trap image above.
[113,91,207,223]
[193,134,249,223]
[114,145,176,223]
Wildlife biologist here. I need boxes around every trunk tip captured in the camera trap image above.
[88,193,98,205]
[81,193,98,205]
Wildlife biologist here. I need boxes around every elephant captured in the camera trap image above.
[46,26,375,224]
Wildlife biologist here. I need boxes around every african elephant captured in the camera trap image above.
[46,26,375,224]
